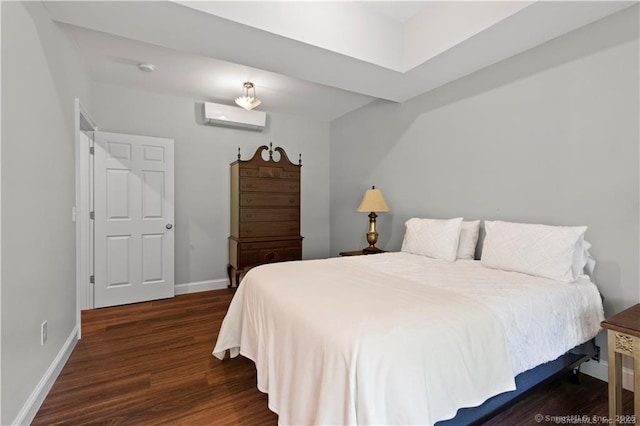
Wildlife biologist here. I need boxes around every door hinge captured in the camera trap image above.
[90,211,95,220]
[90,275,95,284]
[89,146,95,155]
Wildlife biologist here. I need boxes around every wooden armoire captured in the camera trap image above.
[227,144,303,286]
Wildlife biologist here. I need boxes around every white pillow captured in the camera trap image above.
[573,238,594,279]
[401,217,463,262]
[481,220,587,282]
[457,220,480,260]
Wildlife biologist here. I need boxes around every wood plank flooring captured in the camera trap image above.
[33,289,632,425]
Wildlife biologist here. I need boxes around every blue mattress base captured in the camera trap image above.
[436,339,598,425]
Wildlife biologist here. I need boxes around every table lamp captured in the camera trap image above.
[357,185,390,254]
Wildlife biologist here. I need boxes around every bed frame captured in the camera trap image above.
[437,339,599,425]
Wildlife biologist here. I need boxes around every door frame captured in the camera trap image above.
[75,98,97,338]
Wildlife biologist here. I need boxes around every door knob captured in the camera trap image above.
[166,224,173,229]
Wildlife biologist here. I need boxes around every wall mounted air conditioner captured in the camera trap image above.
[204,102,266,132]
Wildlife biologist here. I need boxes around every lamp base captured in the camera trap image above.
[362,213,382,254]
[362,246,384,254]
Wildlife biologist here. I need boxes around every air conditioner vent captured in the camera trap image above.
[203,102,266,132]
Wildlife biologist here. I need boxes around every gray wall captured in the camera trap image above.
[1,2,92,423]
[92,83,331,286]
[331,5,639,323]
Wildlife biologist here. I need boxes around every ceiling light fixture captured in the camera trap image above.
[235,81,262,110]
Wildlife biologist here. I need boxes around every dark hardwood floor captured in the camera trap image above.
[33,289,632,425]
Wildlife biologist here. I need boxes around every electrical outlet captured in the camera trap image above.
[41,320,47,345]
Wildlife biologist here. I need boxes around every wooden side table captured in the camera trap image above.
[339,250,386,256]
[602,303,640,425]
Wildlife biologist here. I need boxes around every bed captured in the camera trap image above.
[213,219,605,425]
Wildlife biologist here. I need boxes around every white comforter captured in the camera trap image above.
[213,253,604,425]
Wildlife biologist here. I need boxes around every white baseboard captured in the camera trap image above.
[13,324,79,425]
[581,358,634,391]
[175,278,229,295]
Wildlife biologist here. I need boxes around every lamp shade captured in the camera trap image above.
[357,187,390,213]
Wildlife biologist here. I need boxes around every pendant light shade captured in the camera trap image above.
[235,82,262,110]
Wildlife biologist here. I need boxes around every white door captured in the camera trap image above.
[93,131,175,308]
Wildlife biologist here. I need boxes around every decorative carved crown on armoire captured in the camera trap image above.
[227,143,303,287]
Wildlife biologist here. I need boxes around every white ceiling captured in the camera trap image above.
[45,1,635,121]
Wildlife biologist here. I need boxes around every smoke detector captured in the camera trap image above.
[138,63,155,72]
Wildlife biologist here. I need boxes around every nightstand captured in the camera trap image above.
[602,303,640,425]
[339,250,386,256]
